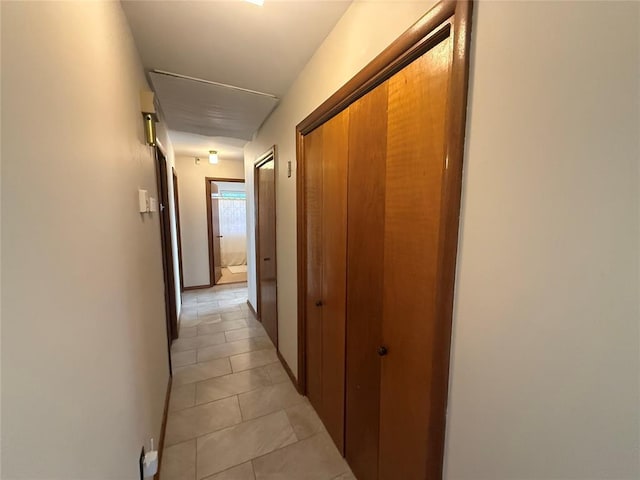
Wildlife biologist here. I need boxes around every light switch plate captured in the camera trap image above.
[138,189,149,213]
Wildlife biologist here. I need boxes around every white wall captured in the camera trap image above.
[445,2,639,478]
[1,2,173,478]
[174,156,244,287]
[245,0,639,477]
[244,0,435,375]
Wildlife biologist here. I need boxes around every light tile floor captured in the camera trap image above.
[161,283,355,480]
[217,267,248,285]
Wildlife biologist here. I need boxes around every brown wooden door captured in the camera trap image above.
[308,28,454,480]
[319,109,349,452]
[378,34,452,480]
[154,148,178,346]
[304,125,324,418]
[256,157,278,346]
[298,3,470,479]
[304,109,349,453]
[343,34,454,480]
[210,182,223,285]
[344,82,388,480]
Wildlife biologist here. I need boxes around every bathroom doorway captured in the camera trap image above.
[206,178,248,285]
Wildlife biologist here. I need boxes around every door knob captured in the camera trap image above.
[377,346,388,356]
[315,300,323,307]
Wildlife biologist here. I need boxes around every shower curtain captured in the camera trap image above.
[218,196,247,266]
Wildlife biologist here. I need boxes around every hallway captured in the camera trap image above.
[162,284,354,480]
[2,1,639,479]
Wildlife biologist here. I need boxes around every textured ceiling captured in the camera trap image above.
[121,0,351,153]
[149,71,278,141]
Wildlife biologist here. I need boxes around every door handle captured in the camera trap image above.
[263,257,271,261]
[315,300,323,307]
[216,235,223,238]
[377,346,388,356]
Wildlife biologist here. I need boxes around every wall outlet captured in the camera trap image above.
[143,450,159,477]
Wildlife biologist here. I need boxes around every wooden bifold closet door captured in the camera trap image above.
[298,2,471,479]
[304,109,350,453]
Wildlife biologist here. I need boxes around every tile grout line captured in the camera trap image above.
[168,390,307,448]
[164,394,241,448]
[195,345,274,365]
[194,407,306,479]
[199,461,252,480]
[166,376,306,456]
[169,286,289,479]
[252,432,335,467]
[178,316,254,332]
[236,394,245,423]
[170,406,300,455]
[174,337,272,362]
[170,360,285,413]
[194,422,198,480]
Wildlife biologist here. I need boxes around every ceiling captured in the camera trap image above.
[168,131,246,160]
[149,71,278,141]
[121,0,352,157]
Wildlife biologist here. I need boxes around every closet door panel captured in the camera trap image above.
[344,83,388,480]
[304,126,324,417]
[320,109,350,452]
[379,36,452,480]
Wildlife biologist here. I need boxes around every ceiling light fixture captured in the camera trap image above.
[209,151,219,164]
[245,0,264,6]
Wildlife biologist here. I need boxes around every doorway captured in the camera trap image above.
[254,147,278,347]
[205,177,248,286]
[154,147,179,348]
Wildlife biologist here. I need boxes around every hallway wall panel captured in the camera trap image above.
[445,2,640,478]
[1,2,175,477]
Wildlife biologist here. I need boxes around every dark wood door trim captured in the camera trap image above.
[204,176,245,288]
[154,376,172,480]
[295,0,473,476]
[154,147,179,349]
[172,168,184,292]
[428,1,473,472]
[253,147,277,321]
[253,146,278,342]
[296,0,460,137]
